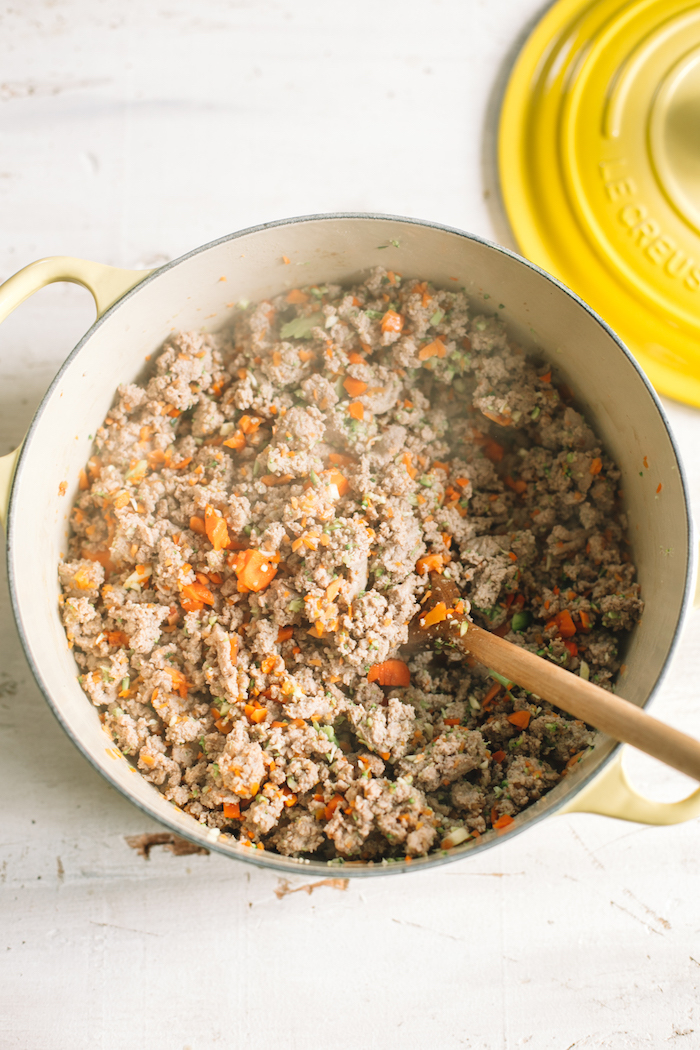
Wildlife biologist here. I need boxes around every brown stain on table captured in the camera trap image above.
[125,833,209,859]
[274,877,349,899]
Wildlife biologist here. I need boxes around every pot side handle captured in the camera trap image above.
[559,748,700,824]
[0,256,154,529]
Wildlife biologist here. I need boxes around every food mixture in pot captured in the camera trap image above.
[59,268,643,861]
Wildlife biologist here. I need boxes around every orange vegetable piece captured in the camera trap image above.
[579,610,591,630]
[491,750,506,763]
[343,376,368,397]
[180,581,215,607]
[402,452,417,479]
[325,577,342,602]
[189,516,206,535]
[328,451,356,467]
[482,682,502,708]
[483,439,504,464]
[421,602,447,628]
[416,553,444,577]
[538,371,552,383]
[347,401,364,420]
[78,468,89,490]
[238,415,262,434]
[418,339,447,361]
[324,794,345,821]
[165,667,189,698]
[327,469,349,496]
[444,718,461,727]
[432,460,450,473]
[230,635,239,664]
[286,289,309,304]
[564,639,578,658]
[556,609,577,638]
[171,456,193,469]
[277,626,294,643]
[590,457,602,475]
[223,802,241,820]
[106,630,130,648]
[81,548,116,574]
[223,429,246,450]
[508,710,531,730]
[367,659,410,687]
[493,814,514,830]
[204,504,230,551]
[245,704,268,724]
[348,352,365,364]
[233,549,278,593]
[380,310,404,334]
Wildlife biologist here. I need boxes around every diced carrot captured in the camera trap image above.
[78,468,89,490]
[538,371,552,383]
[483,439,504,463]
[327,469,349,496]
[421,601,447,628]
[238,415,262,434]
[325,577,343,602]
[113,491,131,510]
[347,401,364,420]
[590,457,602,475]
[556,609,576,638]
[416,553,444,575]
[432,460,450,473]
[564,751,586,773]
[482,682,502,708]
[204,504,230,551]
[402,452,417,479]
[343,376,368,397]
[328,451,356,467]
[367,659,410,687]
[482,409,512,427]
[444,718,461,727]
[564,639,578,658]
[223,802,241,820]
[494,814,514,830]
[245,705,268,724]
[579,610,591,630]
[380,310,404,334]
[106,630,130,647]
[298,348,314,363]
[508,710,531,730]
[656,482,663,494]
[230,635,239,664]
[223,429,246,450]
[171,456,193,469]
[491,750,506,763]
[81,548,116,574]
[233,549,278,593]
[277,626,294,643]
[180,581,215,607]
[324,794,345,821]
[261,473,294,486]
[165,666,189,698]
[286,289,309,304]
[190,516,206,535]
[348,352,365,364]
[418,339,447,361]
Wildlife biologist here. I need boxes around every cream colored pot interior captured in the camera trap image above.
[6,216,692,876]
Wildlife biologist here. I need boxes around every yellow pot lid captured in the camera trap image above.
[499,0,700,406]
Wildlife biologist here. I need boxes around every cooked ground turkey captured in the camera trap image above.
[59,267,643,861]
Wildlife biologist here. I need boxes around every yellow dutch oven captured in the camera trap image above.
[1,215,700,876]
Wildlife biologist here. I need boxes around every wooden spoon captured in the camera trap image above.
[406,574,700,783]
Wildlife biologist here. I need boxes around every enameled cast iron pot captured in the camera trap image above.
[2,214,700,877]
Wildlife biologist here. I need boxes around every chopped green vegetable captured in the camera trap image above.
[280,312,324,339]
[511,611,531,632]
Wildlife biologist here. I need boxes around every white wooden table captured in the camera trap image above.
[2,3,700,1046]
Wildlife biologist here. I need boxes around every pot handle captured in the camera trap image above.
[0,256,154,529]
[559,748,700,824]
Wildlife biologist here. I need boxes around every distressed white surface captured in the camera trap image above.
[1,2,700,1047]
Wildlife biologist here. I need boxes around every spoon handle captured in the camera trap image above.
[462,622,700,783]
